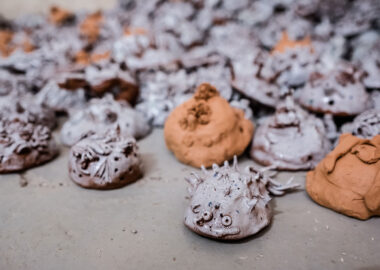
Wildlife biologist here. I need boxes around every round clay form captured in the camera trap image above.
[69,129,143,190]
[0,119,58,173]
[251,96,331,170]
[306,134,380,220]
[61,95,150,146]
[184,157,299,240]
[164,83,254,168]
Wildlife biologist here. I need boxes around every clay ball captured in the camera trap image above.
[0,119,58,173]
[164,83,254,168]
[184,157,299,240]
[69,128,143,190]
[306,134,380,220]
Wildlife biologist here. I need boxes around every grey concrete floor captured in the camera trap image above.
[0,1,379,269]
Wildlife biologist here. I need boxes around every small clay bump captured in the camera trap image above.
[68,129,142,190]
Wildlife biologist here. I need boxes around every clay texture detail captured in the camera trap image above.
[184,157,299,240]
[61,95,150,146]
[69,128,143,189]
[251,96,331,170]
[306,134,380,220]
[164,83,254,168]
[0,119,58,173]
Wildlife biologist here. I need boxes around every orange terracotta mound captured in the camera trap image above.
[0,30,34,57]
[0,30,14,57]
[306,133,380,220]
[271,31,312,54]
[49,6,74,25]
[75,50,110,65]
[164,83,254,168]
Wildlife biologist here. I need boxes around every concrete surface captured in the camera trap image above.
[0,1,379,269]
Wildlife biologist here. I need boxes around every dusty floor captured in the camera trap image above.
[0,1,380,270]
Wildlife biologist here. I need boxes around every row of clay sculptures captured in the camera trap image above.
[0,83,379,241]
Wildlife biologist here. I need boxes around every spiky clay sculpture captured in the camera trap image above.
[184,157,299,240]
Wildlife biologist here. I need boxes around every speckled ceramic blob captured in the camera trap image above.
[69,128,142,190]
[251,96,331,170]
[0,119,58,173]
[341,109,380,139]
[184,157,299,240]
[0,93,56,129]
[61,95,150,146]
[297,64,370,116]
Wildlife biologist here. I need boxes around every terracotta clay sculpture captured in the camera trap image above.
[341,109,380,139]
[61,95,150,146]
[297,63,370,116]
[251,96,331,170]
[164,83,254,168]
[184,157,299,240]
[0,119,58,173]
[306,133,380,220]
[69,128,142,189]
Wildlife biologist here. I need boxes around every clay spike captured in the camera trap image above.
[212,163,219,172]
[232,155,238,171]
[201,165,208,175]
[224,160,229,169]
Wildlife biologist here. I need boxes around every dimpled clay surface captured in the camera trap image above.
[0,119,58,173]
[184,157,299,240]
[164,83,253,168]
[61,95,150,146]
[69,128,142,190]
[251,96,331,170]
[306,134,380,220]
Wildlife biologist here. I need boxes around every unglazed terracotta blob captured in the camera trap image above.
[164,83,254,168]
[69,128,142,190]
[306,134,380,220]
[184,157,299,240]
[251,96,331,170]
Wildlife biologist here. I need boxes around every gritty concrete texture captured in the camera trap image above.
[0,1,379,269]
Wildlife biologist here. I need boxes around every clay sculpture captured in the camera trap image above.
[0,93,56,129]
[341,109,380,139]
[164,83,254,168]
[0,119,58,173]
[61,95,150,146]
[251,96,331,170]
[306,133,380,220]
[184,157,299,240]
[69,127,142,189]
[298,63,370,116]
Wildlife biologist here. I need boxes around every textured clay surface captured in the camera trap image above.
[251,96,331,170]
[306,133,380,220]
[164,83,253,168]
[69,128,142,190]
[0,119,58,173]
[184,157,299,240]
[61,95,150,146]
[298,64,370,116]
[341,109,380,139]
